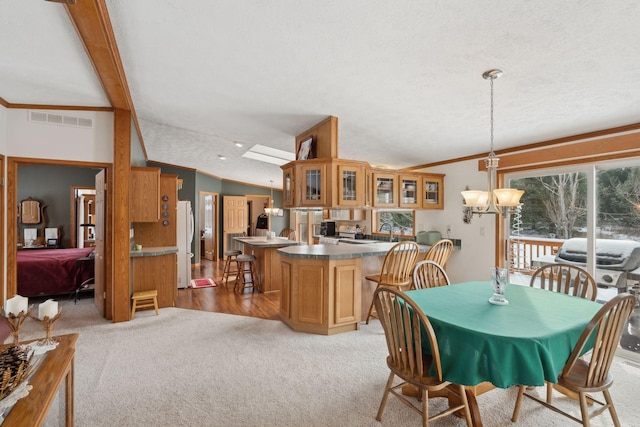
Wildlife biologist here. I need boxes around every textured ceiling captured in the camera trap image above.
[2,1,640,188]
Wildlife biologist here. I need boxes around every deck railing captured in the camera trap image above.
[508,236,565,274]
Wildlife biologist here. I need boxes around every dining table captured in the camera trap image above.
[404,281,602,426]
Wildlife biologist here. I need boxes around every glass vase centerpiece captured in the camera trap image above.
[489,267,509,305]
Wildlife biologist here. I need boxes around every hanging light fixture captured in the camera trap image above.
[264,180,279,215]
[461,69,524,215]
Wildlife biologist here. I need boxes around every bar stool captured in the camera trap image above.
[221,250,242,290]
[235,254,260,293]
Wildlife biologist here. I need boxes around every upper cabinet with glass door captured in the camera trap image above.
[336,162,366,207]
[297,162,327,206]
[398,174,422,208]
[422,174,444,209]
[282,166,295,208]
[372,171,397,208]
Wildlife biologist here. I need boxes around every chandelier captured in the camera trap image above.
[264,180,279,215]
[461,69,524,215]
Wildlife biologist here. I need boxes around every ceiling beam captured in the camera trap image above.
[63,0,148,158]
[64,0,131,110]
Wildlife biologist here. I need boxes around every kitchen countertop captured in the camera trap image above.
[278,242,430,260]
[130,246,178,257]
[234,236,300,248]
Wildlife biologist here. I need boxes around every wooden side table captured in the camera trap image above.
[1,333,79,426]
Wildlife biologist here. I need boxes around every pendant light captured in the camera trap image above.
[264,180,279,215]
[461,69,524,215]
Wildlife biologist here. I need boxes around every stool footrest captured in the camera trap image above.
[131,289,159,319]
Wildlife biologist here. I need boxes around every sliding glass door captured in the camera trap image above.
[507,159,640,359]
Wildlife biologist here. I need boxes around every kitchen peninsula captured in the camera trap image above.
[130,246,179,308]
[277,242,429,335]
[234,236,299,293]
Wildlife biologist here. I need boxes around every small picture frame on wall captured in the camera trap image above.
[297,136,314,160]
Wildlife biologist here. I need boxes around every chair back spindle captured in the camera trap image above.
[530,263,597,301]
[412,260,450,289]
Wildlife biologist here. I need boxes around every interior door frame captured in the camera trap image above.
[246,194,270,234]
[70,186,96,248]
[6,157,112,308]
[198,191,218,262]
[0,155,4,303]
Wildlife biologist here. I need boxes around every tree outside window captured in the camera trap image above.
[510,165,640,241]
[376,210,414,236]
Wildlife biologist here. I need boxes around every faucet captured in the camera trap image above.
[381,222,395,242]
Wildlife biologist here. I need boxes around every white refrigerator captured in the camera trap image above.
[177,200,194,289]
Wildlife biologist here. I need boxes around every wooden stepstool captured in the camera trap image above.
[131,290,159,319]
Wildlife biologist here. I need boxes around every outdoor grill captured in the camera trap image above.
[553,238,640,290]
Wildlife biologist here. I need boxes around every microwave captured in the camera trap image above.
[320,221,336,236]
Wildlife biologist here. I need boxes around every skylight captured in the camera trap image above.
[242,144,295,166]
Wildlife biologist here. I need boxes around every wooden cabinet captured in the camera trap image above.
[422,174,444,209]
[130,167,160,222]
[297,162,327,206]
[134,174,178,247]
[282,116,445,210]
[398,174,422,209]
[295,116,338,160]
[282,166,295,208]
[131,253,177,309]
[279,257,361,335]
[372,171,397,207]
[370,172,445,210]
[328,208,366,221]
[336,163,365,207]
[283,160,369,209]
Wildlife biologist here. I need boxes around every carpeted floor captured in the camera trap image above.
[12,299,640,426]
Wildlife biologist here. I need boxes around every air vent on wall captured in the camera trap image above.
[29,110,93,128]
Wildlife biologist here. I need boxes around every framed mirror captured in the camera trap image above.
[20,198,41,224]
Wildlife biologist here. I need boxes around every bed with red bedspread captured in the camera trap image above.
[17,247,95,297]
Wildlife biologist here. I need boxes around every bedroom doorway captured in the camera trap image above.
[7,158,112,314]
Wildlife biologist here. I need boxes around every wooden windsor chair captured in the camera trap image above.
[374,287,473,427]
[365,241,420,324]
[512,293,636,426]
[412,260,450,290]
[421,238,454,268]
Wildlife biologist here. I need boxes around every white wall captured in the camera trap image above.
[6,109,113,162]
[3,108,114,298]
[415,159,497,283]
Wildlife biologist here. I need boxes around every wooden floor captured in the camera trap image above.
[176,258,280,320]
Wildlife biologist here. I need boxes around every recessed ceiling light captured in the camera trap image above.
[218,155,226,160]
[234,142,243,148]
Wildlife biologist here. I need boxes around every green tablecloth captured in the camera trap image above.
[405,281,601,388]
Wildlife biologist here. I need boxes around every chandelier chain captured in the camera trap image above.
[490,76,495,156]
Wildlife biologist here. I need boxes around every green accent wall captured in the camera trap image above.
[147,161,289,261]
[17,164,102,248]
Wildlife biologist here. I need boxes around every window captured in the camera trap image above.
[374,210,415,236]
[509,164,640,242]
[596,165,640,241]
